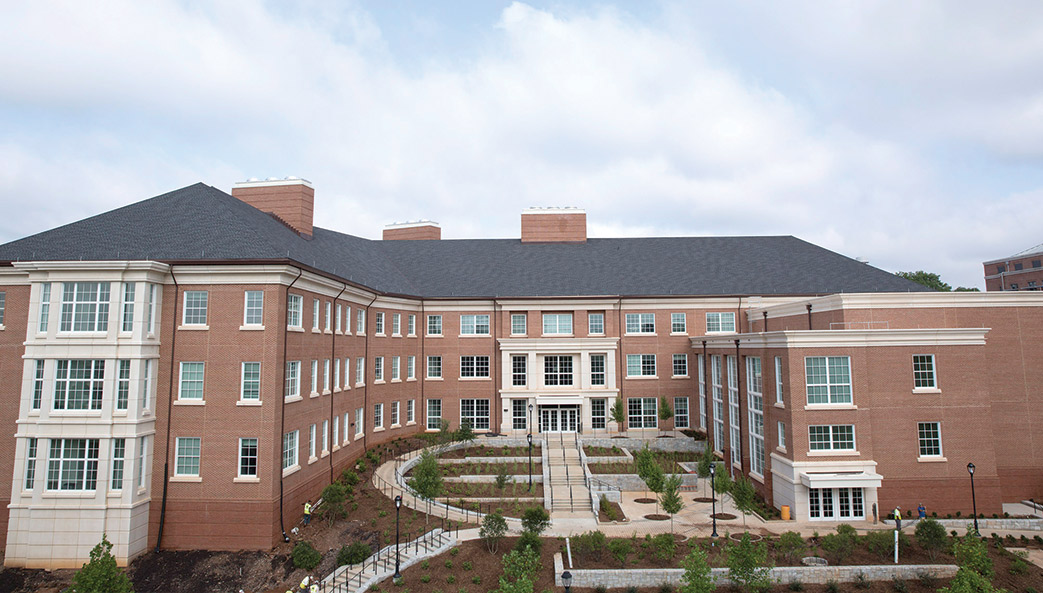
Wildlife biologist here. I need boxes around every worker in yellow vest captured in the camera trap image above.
[304,500,313,526]
[893,506,902,530]
[299,575,311,591]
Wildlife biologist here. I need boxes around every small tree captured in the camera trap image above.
[292,541,322,570]
[456,419,476,443]
[495,464,512,491]
[611,399,626,433]
[338,541,373,566]
[658,396,673,436]
[71,534,134,593]
[775,531,806,564]
[819,531,855,565]
[730,475,756,530]
[408,450,443,525]
[726,532,773,593]
[914,517,948,561]
[503,546,542,581]
[952,533,993,579]
[864,529,894,561]
[660,474,685,533]
[521,506,550,536]
[696,447,714,496]
[608,538,632,567]
[713,468,733,498]
[438,419,454,444]
[680,547,716,593]
[321,481,348,528]
[480,511,508,553]
[939,567,1006,593]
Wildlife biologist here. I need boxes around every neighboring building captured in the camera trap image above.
[0,179,1039,568]
[984,242,1043,291]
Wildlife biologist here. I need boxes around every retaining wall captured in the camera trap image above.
[582,438,705,453]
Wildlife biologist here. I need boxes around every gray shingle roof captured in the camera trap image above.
[0,183,928,297]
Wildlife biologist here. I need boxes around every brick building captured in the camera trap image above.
[0,178,1040,568]
[984,242,1043,291]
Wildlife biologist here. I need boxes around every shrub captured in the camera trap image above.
[776,531,806,563]
[447,575,456,584]
[462,561,473,571]
[495,465,512,490]
[450,547,460,556]
[854,572,871,589]
[338,541,372,565]
[890,577,907,593]
[71,535,134,593]
[820,532,855,565]
[726,533,773,593]
[292,541,322,570]
[521,506,550,536]
[826,580,840,593]
[914,518,947,561]
[679,547,715,593]
[836,524,858,539]
[445,560,453,569]
[595,586,608,593]
[1009,558,1029,575]
[421,560,430,569]
[473,576,482,585]
[952,534,993,579]
[572,530,607,562]
[422,575,432,583]
[938,568,1003,593]
[515,531,542,555]
[865,530,894,561]
[788,581,804,592]
[917,571,937,588]
[609,539,633,567]
[659,584,674,593]
[652,533,676,563]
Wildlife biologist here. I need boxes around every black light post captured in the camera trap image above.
[561,570,573,593]
[529,403,534,434]
[967,463,979,534]
[527,433,533,491]
[709,462,718,539]
[394,495,403,579]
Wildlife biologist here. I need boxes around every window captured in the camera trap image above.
[116,360,130,410]
[325,301,332,331]
[427,315,442,336]
[38,283,51,332]
[54,359,105,410]
[408,314,416,336]
[913,355,936,389]
[121,282,135,332]
[391,356,400,380]
[426,399,442,430]
[1015,262,1024,271]
[588,312,604,335]
[333,417,339,445]
[747,357,764,476]
[1034,259,1042,268]
[461,314,490,335]
[461,399,490,430]
[697,354,707,429]
[774,357,783,405]
[544,355,574,386]
[355,408,364,436]
[60,282,110,332]
[511,314,527,335]
[183,291,208,326]
[513,399,528,430]
[917,422,942,457]
[334,359,341,389]
[310,360,319,394]
[672,354,688,377]
[142,359,152,410]
[285,361,301,398]
[375,312,385,334]
[427,356,442,379]
[542,313,573,335]
[237,362,260,401]
[809,425,855,451]
[460,355,490,378]
[344,413,351,442]
[407,399,415,423]
[356,309,365,334]
[407,356,415,379]
[628,397,658,429]
[244,291,264,326]
[374,357,384,382]
[626,354,656,377]
[47,438,100,490]
[671,313,686,333]
[282,430,298,470]
[777,421,786,449]
[590,354,606,386]
[392,313,401,335]
[312,299,320,330]
[323,359,331,391]
[711,355,724,451]
[309,424,317,458]
[31,360,44,410]
[706,312,735,333]
[343,306,351,333]
[728,356,741,465]
[239,438,258,477]
[625,313,655,334]
[287,294,302,328]
[805,356,852,404]
[344,357,350,388]
[591,398,607,429]
[111,438,126,490]
[24,438,38,490]
[512,355,527,386]
[336,304,342,332]
[137,436,148,489]
[175,437,201,476]
[997,264,1006,273]
[674,397,690,429]
[356,357,365,385]
[391,401,400,426]
[322,420,329,452]
[147,284,156,334]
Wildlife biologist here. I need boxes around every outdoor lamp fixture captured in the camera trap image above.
[967,463,979,534]
[394,495,403,579]
[709,462,718,539]
[561,570,573,593]
[527,433,533,491]
[529,403,534,432]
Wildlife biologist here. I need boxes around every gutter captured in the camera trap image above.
[155,269,180,551]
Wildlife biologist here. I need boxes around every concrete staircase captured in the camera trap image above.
[321,528,455,593]
[546,433,592,515]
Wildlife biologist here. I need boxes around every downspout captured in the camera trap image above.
[362,294,378,450]
[492,300,500,433]
[420,301,426,432]
[615,298,624,432]
[806,304,813,330]
[154,269,180,552]
[330,283,347,483]
[762,311,768,333]
[278,268,303,543]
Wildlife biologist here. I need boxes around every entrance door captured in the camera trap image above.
[539,405,580,433]
[808,487,865,520]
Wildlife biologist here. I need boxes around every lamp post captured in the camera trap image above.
[527,433,533,491]
[529,403,534,434]
[709,462,718,539]
[967,463,979,534]
[394,495,402,579]
[561,570,573,593]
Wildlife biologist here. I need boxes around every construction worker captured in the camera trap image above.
[309,580,320,593]
[299,575,311,591]
[893,506,902,530]
[303,500,313,526]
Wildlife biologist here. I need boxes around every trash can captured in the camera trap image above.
[781,505,790,521]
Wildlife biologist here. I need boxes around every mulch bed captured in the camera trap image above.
[711,512,737,520]
[438,445,539,459]
[644,514,670,521]
[388,536,562,593]
[442,481,545,497]
[634,498,657,504]
[693,497,716,503]
[598,501,627,522]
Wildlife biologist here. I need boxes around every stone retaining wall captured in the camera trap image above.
[936,518,1043,531]
[444,475,543,484]
[582,438,705,453]
[587,473,701,491]
[553,554,956,588]
[438,457,533,464]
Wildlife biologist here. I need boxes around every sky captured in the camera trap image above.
[2,1,1043,290]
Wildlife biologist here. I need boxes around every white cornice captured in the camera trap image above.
[498,337,620,352]
[695,327,989,349]
[749,292,1043,320]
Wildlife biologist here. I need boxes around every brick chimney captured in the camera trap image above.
[232,177,314,238]
[383,220,441,240]
[521,207,586,243]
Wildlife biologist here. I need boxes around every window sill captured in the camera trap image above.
[356,332,366,337]
[374,380,386,385]
[354,432,365,439]
[309,392,320,399]
[375,333,386,337]
[626,375,659,380]
[672,375,690,379]
[459,377,492,381]
[324,329,332,334]
[333,387,341,393]
[407,377,417,382]
[407,334,416,338]
[670,332,689,337]
[705,331,737,335]
[332,444,340,452]
[355,383,365,388]
[459,334,491,338]
[174,400,205,406]
[426,334,442,338]
[392,333,401,338]
[239,325,265,331]
[308,456,318,465]
[542,333,574,338]
[320,451,329,459]
[913,388,941,394]
[625,333,657,337]
[287,326,304,333]
[510,334,527,338]
[803,404,857,411]
[41,491,97,499]
[169,475,202,483]
[234,476,260,484]
[917,456,947,463]
[55,331,107,338]
[284,395,303,404]
[237,400,262,407]
[323,389,331,395]
[391,423,401,429]
[776,446,788,454]
[374,426,386,433]
[282,465,300,478]
[774,402,785,409]
[808,450,860,457]
[311,328,322,334]
[750,471,764,484]
[426,377,443,382]
[391,378,402,383]
[177,325,209,331]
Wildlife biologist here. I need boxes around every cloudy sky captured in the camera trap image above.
[3,1,1042,289]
